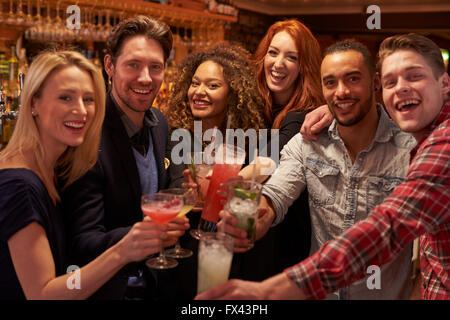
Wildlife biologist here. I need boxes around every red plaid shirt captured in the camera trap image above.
[286,101,450,300]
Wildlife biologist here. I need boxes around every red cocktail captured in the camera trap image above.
[196,144,245,235]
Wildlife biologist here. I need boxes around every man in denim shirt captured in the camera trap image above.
[226,40,416,299]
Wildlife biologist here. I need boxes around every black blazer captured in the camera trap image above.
[62,94,169,299]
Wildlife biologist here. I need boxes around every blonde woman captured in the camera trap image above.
[0,51,173,299]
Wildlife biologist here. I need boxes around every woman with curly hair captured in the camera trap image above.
[165,43,267,187]
[161,44,269,299]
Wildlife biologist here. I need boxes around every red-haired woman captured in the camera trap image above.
[231,19,324,281]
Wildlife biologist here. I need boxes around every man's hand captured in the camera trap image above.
[195,279,268,300]
[216,196,275,253]
[195,272,307,300]
[256,196,275,240]
[217,210,249,253]
[300,104,333,140]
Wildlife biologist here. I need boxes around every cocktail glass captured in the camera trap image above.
[188,151,214,240]
[197,232,234,295]
[189,151,214,209]
[159,188,196,259]
[141,193,184,269]
[225,180,262,250]
[195,144,245,238]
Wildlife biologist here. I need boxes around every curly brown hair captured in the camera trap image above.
[164,44,267,133]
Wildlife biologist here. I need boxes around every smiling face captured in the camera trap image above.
[104,35,165,126]
[321,50,377,127]
[381,50,450,140]
[263,31,301,105]
[187,60,230,128]
[32,65,95,156]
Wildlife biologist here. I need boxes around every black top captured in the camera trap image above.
[277,110,307,150]
[0,168,65,300]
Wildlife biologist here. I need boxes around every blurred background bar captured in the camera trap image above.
[0,0,448,148]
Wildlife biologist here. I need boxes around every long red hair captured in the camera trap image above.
[254,19,324,129]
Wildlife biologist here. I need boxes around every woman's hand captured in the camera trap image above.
[182,168,210,212]
[116,218,169,262]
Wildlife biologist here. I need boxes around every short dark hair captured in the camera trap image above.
[106,15,173,64]
[378,33,445,79]
[324,39,375,77]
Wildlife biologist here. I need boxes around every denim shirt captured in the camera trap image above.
[263,105,417,299]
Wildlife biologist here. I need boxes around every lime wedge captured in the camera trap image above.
[233,185,257,200]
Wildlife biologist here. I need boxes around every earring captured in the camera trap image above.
[31,110,36,117]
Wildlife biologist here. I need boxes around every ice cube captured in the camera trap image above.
[229,197,257,216]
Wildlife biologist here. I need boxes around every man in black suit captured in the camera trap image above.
[62,16,189,300]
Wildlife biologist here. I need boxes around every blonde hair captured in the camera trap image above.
[0,50,105,202]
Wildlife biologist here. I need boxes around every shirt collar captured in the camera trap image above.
[109,92,159,138]
[372,103,399,144]
[328,103,396,143]
[429,100,450,132]
[411,100,450,158]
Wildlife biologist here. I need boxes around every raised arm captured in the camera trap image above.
[198,119,450,300]
[300,104,333,140]
[8,218,169,299]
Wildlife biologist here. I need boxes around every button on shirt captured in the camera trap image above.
[263,105,417,299]
[285,101,450,300]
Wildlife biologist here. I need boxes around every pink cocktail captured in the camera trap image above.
[142,202,181,224]
[141,193,183,269]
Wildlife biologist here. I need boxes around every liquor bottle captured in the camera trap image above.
[8,46,19,93]
[0,51,9,83]
[18,48,29,76]
[11,89,19,112]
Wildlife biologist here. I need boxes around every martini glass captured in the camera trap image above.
[141,193,183,269]
[159,188,197,258]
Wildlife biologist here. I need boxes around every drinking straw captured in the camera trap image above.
[226,114,231,129]
[251,148,258,185]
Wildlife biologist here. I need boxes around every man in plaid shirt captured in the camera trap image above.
[196,34,449,300]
